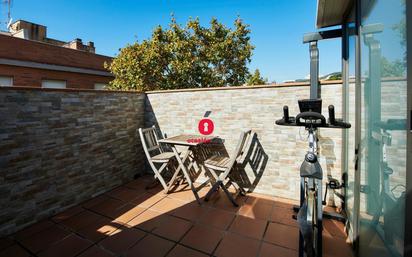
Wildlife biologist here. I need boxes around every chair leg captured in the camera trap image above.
[166,162,182,193]
[204,181,221,202]
[153,163,169,193]
[221,183,239,207]
[229,179,246,196]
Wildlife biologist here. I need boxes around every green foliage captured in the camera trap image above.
[327,74,341,80]
[325,72,341,81]
[106,17,254,91]
[381,57,405,77]
[246,69,267,85]
[392,0,406,65]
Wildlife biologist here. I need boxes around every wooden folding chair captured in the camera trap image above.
[138,126,183,193]
[203,130,252,206]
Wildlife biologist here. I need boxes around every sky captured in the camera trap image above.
[7,0,342,83]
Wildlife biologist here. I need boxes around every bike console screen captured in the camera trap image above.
[298,99,322,113]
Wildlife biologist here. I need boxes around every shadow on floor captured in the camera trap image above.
[0,176,353,257]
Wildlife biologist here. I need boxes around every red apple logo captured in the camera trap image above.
[198,118,214,135]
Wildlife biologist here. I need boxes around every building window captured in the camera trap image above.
[0,76,13,86]
[94,83,107,90]
[42,80,66,89]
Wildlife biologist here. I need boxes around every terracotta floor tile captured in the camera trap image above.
[61,211,103,231]
[126,234,175,257]
[323,219,346,239]
[323,235,353,257]
[0,238,14,251]
[181,224,223,254]
[87,198,127,218]
[215,232,260,257]
[112,204,146,224]
[52,205,84,223]
[19,224,71,253]
[198,208,235,230]
[263,222,299,251]
[126,209,164,231]
[150,197,187,213]
[124,178,152,191]
[77,245,115,257]
[229,215,267,240]
[171,202,209,222]
[271,197,298,209]
[210,192,247,213]
[37,233,92,257]
[166,244,209,257]
[105,186,142,202]
[77,217,121,242]
[82,195,112,209]
[146,183,168,195]
[15,220,55,240]
[131,192,166,209]
[259,242,297,257]
[100,227,146,255]
[0,244,31,257]
[238,201,273,221]
[152,215,193,242]
[246,195,276,206]
[168,187,200,202]
[269,206,298,227]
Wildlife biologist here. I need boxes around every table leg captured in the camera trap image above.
[166,147,190,192]
[171,146,201,204]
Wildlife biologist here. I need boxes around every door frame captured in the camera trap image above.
[405,0,412,255]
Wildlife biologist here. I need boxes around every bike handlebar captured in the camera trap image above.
[283,106,289,122]
[276,104,351,129]
[375,119,406,131]
[328,105,351,128]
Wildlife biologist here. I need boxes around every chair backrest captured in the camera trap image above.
[227,130,252,170]
[138,126,162,160]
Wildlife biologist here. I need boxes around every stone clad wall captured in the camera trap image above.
[2,80,404,236]
[145,83,346,200]
[0,88,145,236]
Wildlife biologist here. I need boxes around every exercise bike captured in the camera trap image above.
[361,119,406,256]
[276,99,351,257]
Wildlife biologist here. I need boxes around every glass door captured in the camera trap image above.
[357,0,407,256]
[344,16,358,244]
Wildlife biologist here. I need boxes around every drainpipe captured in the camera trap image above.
[363,32,382,215]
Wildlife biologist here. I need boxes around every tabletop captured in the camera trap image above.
[158,134,218,146]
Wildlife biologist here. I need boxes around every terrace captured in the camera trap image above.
[0,175,351,257]
[0,82,355,257]
[1,0,410,256]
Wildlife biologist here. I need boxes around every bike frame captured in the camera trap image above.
[299,127,323,257]
[365,127,406,256]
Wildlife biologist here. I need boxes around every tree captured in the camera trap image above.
[106,17,254,91]
[381,56,405,77]
[392,0,406,69]
[246,69,267,85]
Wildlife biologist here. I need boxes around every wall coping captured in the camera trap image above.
[145,76,406,94]
[145,80,342,94]
[0,86,143,94]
